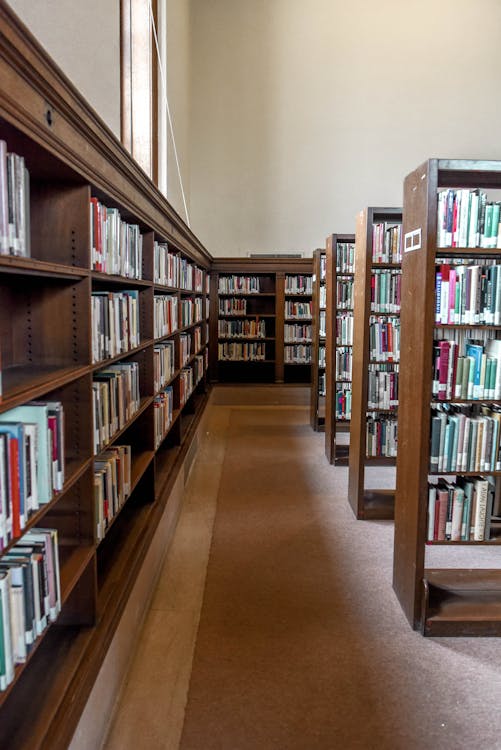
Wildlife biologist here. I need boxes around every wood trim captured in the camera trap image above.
[324,234,355,464]
[347,208,401,519]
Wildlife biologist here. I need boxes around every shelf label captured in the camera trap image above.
[404,228,421,252]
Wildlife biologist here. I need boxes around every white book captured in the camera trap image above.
[9,585,26,663]
[0,571,14,688]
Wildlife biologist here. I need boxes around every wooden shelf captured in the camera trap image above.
[0,6,214,744]
[393,157,501,637]
[210,261,313,384]
[348,207,402,518]
[324,234,356,461]
[0,364,90,413]
[422,569,501,636]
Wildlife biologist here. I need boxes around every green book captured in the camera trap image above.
[484,358,492,399]
[460,356,470,399]
[461,480,474,540]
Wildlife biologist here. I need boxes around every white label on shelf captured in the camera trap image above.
[404,228,421,252]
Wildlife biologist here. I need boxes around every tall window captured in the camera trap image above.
[120,0,164,186]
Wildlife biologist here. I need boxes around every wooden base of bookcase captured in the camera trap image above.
[422,570,501,637]
[0,390,210,750]
[357,489,395,520]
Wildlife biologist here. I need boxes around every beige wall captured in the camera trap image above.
[8,0,121,138]
[166,0,192,224]
[189,0,501,257]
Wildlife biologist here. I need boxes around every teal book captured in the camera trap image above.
[0,404,52,505]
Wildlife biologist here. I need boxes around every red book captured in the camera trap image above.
[438,340,450,400]
[7,436,21,538]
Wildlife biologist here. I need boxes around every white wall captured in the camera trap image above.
[189,0,501,257]
[7,0,121,138]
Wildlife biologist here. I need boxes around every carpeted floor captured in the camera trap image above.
[179,391,501,750]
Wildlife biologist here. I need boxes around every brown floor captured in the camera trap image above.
[105,386,501,750]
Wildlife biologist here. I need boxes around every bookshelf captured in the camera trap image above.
[393,159,501,636]
[210,258,313,384]
[310,249,326,430]
[0,5,212,747]
[347,209,402,519]
[324,234,355,463]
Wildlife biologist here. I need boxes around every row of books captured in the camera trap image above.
[218,298,248,316]
[154,341,175,392]
[154,386,174,448]
[366,415,398,457]
[153,243,204,291]
[0,528,61,690]
[218,342,266,361]
[90,198,142,279]
[369,316,400,362]
[284,344,312,364]
[336,347,352,381]
[319,285,326,308]
[336,278,353,310]
[427,476,498,542]
[285,301,312,319]
[432,336,501,401]
[435,263,501,325]
[367,365,399,410]
[370,269,401,313]
[194,326,202,353]
[179,365,194,407]
[372,222,402,264]
[0,142,29,258]
[336,313,353,346]
[319,372,326,397]
[218,319,267,338]
[319,310,326,338]
[94,445,131,542]
[92,362,140,454]
[180,333,191,367]
[180,297,203,328]
[284,324,312,342]
[437,189,501,249]
[320,255,326,281]
[285,275,312,295]
[335,385,352,420]
[319,345,326,369]
[336,243,355,273]
[218,276,261,294]
[92,291,140,363]
[178,257,202,291]
[154,295,178,338]
[194,353,205,386]
[0,402,64,546]
[430,403,501,474]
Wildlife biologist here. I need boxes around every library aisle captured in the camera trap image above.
[103,387,501,750]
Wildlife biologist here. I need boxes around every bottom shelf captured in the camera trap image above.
[423,569,501,637]
[334,444,349,465]
[360,489,395,520]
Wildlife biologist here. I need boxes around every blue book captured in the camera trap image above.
[465,343,484,399]
[0,404,51,505]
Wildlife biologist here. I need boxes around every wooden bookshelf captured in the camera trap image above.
[347,209,402,519]
[210,258,313,384]
[0,5,212,747]
[324,234,355,463]
[393,158,501,636]
[310,249,326,430]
